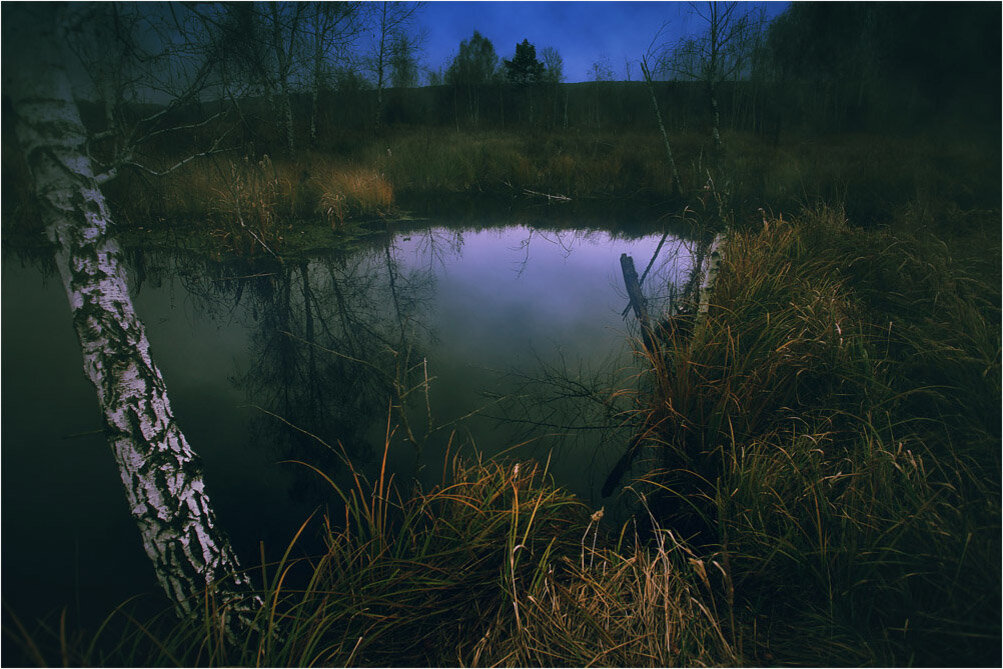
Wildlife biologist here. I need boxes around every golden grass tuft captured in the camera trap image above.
[208,154,284,255]
[313,166,394,229]
[11,449,741,667]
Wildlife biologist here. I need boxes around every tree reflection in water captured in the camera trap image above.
[121,222,696,520]
[125,230,475,506]
[3,216,694,626]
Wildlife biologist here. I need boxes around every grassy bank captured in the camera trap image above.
[5,124,998,259]
[633,205,1000,664]
[109,127,996,221]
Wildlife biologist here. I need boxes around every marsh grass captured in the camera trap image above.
[88,152,397,257]
[313,165,394,229]
[96,128,998,239]
[721,132,1000,228]
[7,435,740,667]
[5,121,997,258]
[629,205,1001,665]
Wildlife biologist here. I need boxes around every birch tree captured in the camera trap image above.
[265,1,306,156]
[446,31,500,127]
[185,3,304,155]
[59,3,235,185]
[639,29,682,198]
[541,46,565,128]
[304,2,361,145]
[6,3,255,622]
[364,1,423,130]
[587,54,615,130]
[663,2,762,157]
[62,3,140,138]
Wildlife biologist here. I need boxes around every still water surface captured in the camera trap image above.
[2,221,692,624]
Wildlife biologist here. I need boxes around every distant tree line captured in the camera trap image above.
[57,1,1002,170]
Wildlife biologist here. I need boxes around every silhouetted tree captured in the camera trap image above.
[446,31,500,126]
[304,2,361,145]
[389,31,423,88]
[587,54,615,129]
[60,3,235,183]
[540,46,564,84]
[364,1,423,130]
[588,54,615,82]
[265,2,306,155]
[540,46,565,127]
[447,31,500,86]
[504,38,544,85]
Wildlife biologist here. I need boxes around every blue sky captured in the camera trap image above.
[417,1,790,82]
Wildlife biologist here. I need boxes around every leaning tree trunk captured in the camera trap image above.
[708,80,724,158]
[8,5,255,621]
[271,4,296,157]
[640,59,682,198]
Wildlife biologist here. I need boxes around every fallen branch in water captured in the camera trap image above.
[620,253,656,355]
[523,188,571,203]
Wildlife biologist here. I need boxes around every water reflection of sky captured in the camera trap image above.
[386,225,696,503]
[1,223,695,629]
[396,226,693,366]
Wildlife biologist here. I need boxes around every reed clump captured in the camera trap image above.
[313,165,394,229]
[376,128,682,200]
[207,154,285,256]
[631,205,1001,665]
[89,152,397,255]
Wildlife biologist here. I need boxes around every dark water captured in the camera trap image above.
[1,222,693,628]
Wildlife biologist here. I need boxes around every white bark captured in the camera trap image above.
[9,5,255,620]
[640,57,682,198]
[697,233,725,319]
[310,25,324,145]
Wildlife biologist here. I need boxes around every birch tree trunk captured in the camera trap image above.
[697,233,725,318]
[310,28,324,146]
[709,80,724,157]
[640,58,682,198]
[8,5,254,620]
[269,2,298,157]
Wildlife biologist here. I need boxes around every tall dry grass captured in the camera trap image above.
[7,443,740,667]
[627,205,1000,665]
[85,151,395,256]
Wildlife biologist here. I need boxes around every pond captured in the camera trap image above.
[1,217,695,626]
